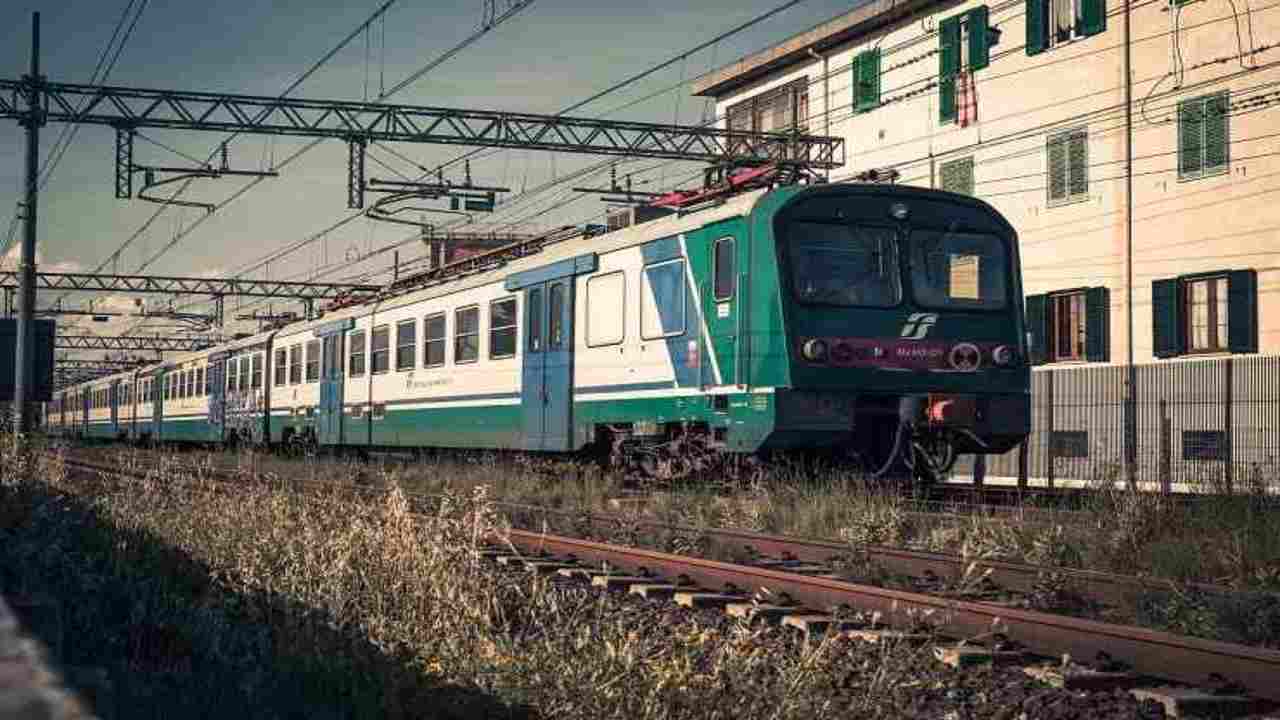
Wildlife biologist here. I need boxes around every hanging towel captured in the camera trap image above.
[957,70,979,127]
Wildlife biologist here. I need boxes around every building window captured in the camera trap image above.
[1052,291,1086,361]
[1186,275,1228,353]
[1178,91,1229,180]
[489,298,517,359]
[274,348,287,386]
[1026,0,1106,56]
[371,325,390,374]
[396,319,417,371]
[251,353,263,389]
[288,344,302,385]
[455,306,479,363]
[349,330,366,377]
[305,340,320,382]
[939,6,992,124]
[714,237,736,301]
[424,314,446,367]
[1025,287,1109,364]
[1047,128,1088,204]
[940,156,975,196]
[1153,270,1257,358]
[726,78,809,160]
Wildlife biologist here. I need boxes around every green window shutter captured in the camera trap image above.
[939,16,961,124]
[1026,293,1048,365]
[1026,0,1048,55]
[1178,99,1204,178]
[1047,136,1067,201]
[1084,286,1110,361]
[1068,131,1088,197]
[849,53,861,110]
[968,6,991,70]
[1227,269,1258,353]
[1151,278,1185,358]
[855,49,880,112]
[1078,0,1106,37]
[1204,92,1229,172]
[940,77,957,123]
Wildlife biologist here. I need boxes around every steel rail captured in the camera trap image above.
[507,528,1280,702]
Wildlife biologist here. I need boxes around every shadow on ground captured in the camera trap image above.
[0,478,534,720]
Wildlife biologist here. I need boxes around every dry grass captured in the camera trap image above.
[1,435,1046,719]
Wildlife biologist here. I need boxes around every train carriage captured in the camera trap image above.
[55,181,1031,481]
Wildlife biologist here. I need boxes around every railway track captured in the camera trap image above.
[55,450,1280,712]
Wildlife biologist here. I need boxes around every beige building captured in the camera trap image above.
[691,0,1280,487]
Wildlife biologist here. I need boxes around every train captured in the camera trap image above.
[45,179,1031,482]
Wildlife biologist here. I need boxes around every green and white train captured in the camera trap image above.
[47,182,1031,479]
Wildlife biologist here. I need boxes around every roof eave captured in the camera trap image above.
[690,0,949,99]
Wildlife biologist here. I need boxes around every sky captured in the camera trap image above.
[0,0,860,353]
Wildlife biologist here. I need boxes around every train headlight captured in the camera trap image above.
[992,345,1016,367]
[801,338,829,362]
[889,202,910,220]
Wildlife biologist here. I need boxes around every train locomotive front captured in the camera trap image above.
[757,184,1030,480]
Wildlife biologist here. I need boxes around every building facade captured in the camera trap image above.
[691,0,1280,488]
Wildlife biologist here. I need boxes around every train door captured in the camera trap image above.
[109,380,120,436]
[208,354,226,441]
[520,279,574,451]
[151,370,165,440]
[701,227,741,389]
[317,332,345,446]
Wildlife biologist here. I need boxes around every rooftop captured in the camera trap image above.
[690,0,947,98]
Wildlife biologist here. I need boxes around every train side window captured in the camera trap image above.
[371,325,390,374]
[586,271,625,347]
[548,283,566,350]
[527,288,543,353]
[396,319,417,371]
[305,341,321,382]
[424,314,446,367]
[641,259,686,340]
[489,298,517,359]
[240,356,251,391]
[455,306,480,363]
[289,343,303,384]
[197,367,205,396]
[349,330,366,377]
[251,353,263,389]
[714,237,735,301]
[275,348,288,385]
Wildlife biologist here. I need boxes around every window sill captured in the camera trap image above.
[1047,193,1090,209]
[1176,166,1229,183]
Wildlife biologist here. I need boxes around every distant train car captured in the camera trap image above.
[60,181,1030,481]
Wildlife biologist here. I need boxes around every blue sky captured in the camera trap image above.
[0,0,858,336]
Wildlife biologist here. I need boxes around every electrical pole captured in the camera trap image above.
[1123,0,1137,490]
[14,12,42,435]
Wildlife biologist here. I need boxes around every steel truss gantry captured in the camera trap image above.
[0,78,845,209]
[56,334,222,352]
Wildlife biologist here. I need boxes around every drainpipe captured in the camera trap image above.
[807,46,831,181]
[1124,0,1137,490]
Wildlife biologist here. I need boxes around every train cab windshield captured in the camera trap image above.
[783,216,1010,312]
[787,222,901,307]
[909,229,1008,310]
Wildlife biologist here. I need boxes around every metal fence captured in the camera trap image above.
[951,354,1280,493]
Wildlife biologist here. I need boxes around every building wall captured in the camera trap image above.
[707,0,1280,366]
